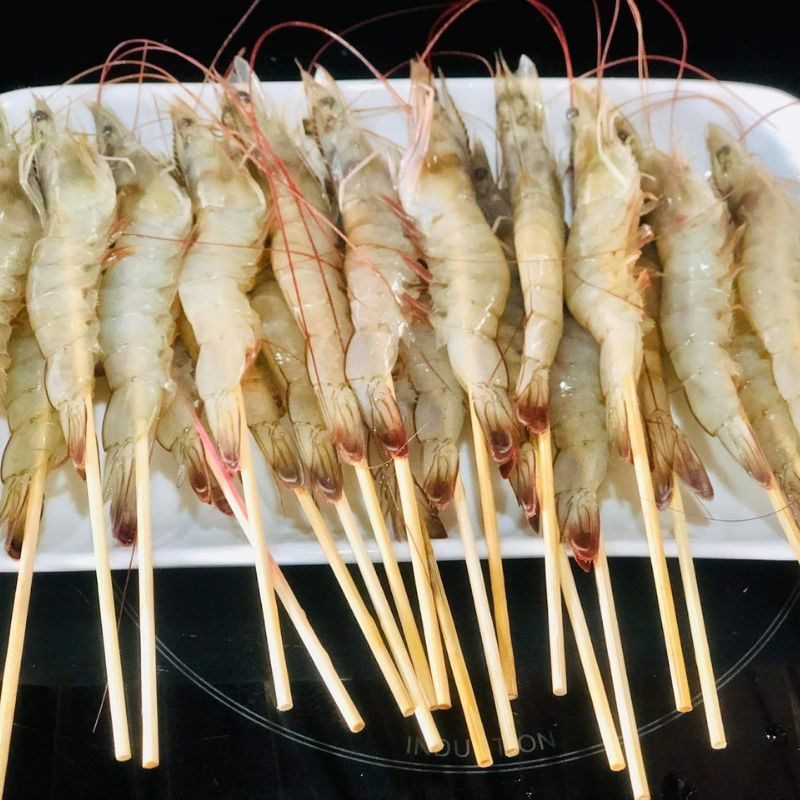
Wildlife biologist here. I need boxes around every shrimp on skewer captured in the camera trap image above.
[731,313,800,526]
[240,355,305,491]
[0,111,40,400]
[303,65,424,456]
[251,276,443,746]
[637,250,712,509]
[0,312,66,792]
[250,275,342,501]
[495,54,565,433]
[156,339,229,513]
[708,125,800,439]
[172,99,290,711]
[400,61,517,468]
[399,322,464,511]
[20,100,130,759]
[92,104,193,544]
[640,147,772,486]
[172,99,267,471]
[400,60,521,696]
[566,86,690,712]
[0,312,66,558]
[550,314,607,569]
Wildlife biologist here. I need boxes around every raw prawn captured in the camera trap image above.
[250,274,342,501]
[92,104,193,543]
[731,313,800,522]
[640,146,771,486]
[495,55,565,432]
[21,100,116,473]
[227,59,365,463]
[564,86,645,460]
[155,337,229,513]
[0,110,40,399]
[550,313,607,570]
[240,355,305,490]
[708,124,800,438]
[399,60,517,468]
[172,99,267,471]
[0,311,66,557]
[303,66,426,456]
[637,250,712,508]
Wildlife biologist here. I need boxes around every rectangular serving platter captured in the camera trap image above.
[2,74,799,571]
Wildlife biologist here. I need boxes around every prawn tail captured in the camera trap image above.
[206,390,241,472]
[557,489,601,573]
[0,474,35,559]
[173,432,233,516]
[717,412,773,488]
[421,441,459,509]
[308,426,344,503]
[470,382,518,466]
[250,420,304,490]
[515,365,550,433]
[506,439,538,518]
[354,378,409,457]
[673,428,714,502]
[329,389,366,464]
[424,501,448,539]
[644,412,677,509]
[778,465,800,526]
[62,399,87,478]
[606,387,631,463]
[102,441,137,546]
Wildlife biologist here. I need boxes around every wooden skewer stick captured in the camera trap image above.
[393,455,449,709]
[134,436,158,768]
[622,375,691,712]
[83,396,131,761]
[558,548,625,771]
[537,428,567,696]
[352,462,437,707]
[765,483,800,561]
[594,541,650,800]
[467,390,517,698]
[453,478,518,756]
[294,489,414,717]
[0,464,47,792]
[335,494,443,753]
[235,389,291,711]
[199,428,364,732]
[670,481,726,750]
[422,529,493,768]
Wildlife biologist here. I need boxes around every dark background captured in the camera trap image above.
[3,2,800,799]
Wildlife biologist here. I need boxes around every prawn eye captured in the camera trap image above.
[566,107,578,120]
[178,117,193,129]
[32,109,49,123]
[716,144,731,160]
[102,124,114,137]
[237,90,251,102]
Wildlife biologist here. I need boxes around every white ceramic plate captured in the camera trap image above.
[2,75,799,572]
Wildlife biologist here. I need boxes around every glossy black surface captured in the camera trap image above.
[2,558,800,799]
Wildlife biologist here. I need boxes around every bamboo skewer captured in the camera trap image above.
[235,390,291,711]
[334,494,443,752]
[352,462,437,707]
[294,489,414,716]
[0,464,46,792]
[199,425,364,732]
[558,548,625,771]
[594,541,650,800]
[83,396,131,761]
[622,375,691,712]
[467,391,517,698]
[670,483,726,750]
[453,478,518,756]
[134,436,158,768]
[393,455,449,708]
[537,428,567,696]
[423,531,492,768]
